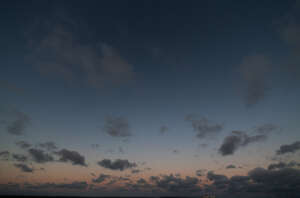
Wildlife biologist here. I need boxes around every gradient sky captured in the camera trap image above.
[1,0,300,197]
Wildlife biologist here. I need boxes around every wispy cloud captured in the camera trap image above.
[239,55,271,106]
[185,114,223,139]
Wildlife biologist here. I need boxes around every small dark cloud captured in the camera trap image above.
[14,163,33,173]
[53,181,88,190]
[98,159,137,171]
[254,124,278,134]
[172,149,180,154]
[15,141,32,149]
[6,111,30,135]
[12,154,28,162]
[219,131,267,156]
[28,148,54,163]
[131,169,141,174]
[226,164,236,169]
[38,141,57,151]
[55,149,87,166]
[268,161,300,170]
[239,54,271,106]
[195,169,206,177]
[104,116,131,137]
[276,141,300,155]
[92,174,111,183]
[159,126,168,134]
[0,150,10,160]
[185,115,223,139]
[207,171,228,184]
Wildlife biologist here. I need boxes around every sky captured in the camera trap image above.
[0,0,300,197]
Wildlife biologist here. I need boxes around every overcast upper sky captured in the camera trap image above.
[1,0,300,197]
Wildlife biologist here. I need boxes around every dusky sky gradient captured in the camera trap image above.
[1,0,300,197]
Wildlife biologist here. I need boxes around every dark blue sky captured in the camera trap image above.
[0,0,300,197]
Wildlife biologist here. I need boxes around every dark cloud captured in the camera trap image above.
[55,149,87,166]
[268,161,300,170]
[52,181,88,190]
[12,154,28,162]
[239,55,271,106]
[92,174,111,183]
[276,141,300,155]
[38,141,57,151]
[159,126,168,134]
[185,115,223,139]
[226,164,236,169]
[24,181,88,190]
[16,141,32,149]
[104,116,131,137]
[98,159,137,171]
[207,171,229,189]
[27,15,134,88]
[151,174,201,194]
[0,150,10,160]
[248,167,300,194]
[204,166,300,196]
[28,148,54,163]
[14,163,33,173]
[219,131,267,156]
[6,111,30,135]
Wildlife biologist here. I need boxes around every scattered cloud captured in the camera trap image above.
[239,54,271,106]
[103,116,131,137]
[254,124,278,134]
[14,163,33,173]
[185,115,223,139]
[195,169,206,177]
[92,174,111,183]
[131,169,141,174]
[38,141,58,151]
[276,141,300,155]
[24,181,88,190]
[151,174,201,194]
[207,171,229,189]
[28,148,54,163]
[98,159,137,171]
[55,149,87,166]
[0,150,10,160]
[226,164,236,169]
[12,154,28,162]
[16,141,32,149]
